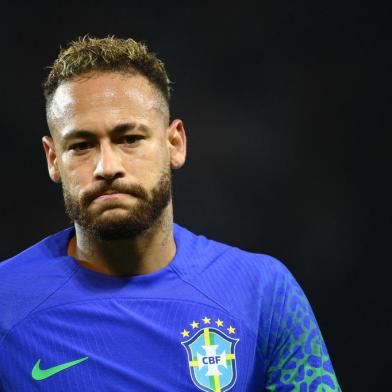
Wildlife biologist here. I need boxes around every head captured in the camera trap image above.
[42,36,186,240]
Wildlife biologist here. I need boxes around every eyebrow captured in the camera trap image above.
[61,122,151,147]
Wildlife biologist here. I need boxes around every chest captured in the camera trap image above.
[1,298,265,391]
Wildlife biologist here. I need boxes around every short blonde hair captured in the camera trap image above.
[43,35,172,107]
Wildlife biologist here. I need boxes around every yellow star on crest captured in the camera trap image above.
[190,321,199,329]
[227,326,236,334]
[215,319,224,327]
[181,329,190,337]
[202,317,211,324]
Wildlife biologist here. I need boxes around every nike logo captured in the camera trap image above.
[31,357,89,380]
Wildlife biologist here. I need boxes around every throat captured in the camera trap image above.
[67,222,176,276]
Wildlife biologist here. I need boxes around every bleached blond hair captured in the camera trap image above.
[43,35,172,108]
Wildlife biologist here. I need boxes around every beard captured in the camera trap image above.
[62,168,172,241]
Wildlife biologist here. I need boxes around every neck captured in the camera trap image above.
[68,204,176,276]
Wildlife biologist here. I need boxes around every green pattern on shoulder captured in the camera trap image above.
[266,274,341,391]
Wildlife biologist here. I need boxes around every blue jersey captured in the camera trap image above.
[0,223,341,391]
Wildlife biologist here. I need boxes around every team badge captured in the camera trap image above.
[180,317,239,392]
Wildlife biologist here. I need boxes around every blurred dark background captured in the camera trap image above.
[0,1,389,390]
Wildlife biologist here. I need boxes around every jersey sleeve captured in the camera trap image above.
[265,267,342,392]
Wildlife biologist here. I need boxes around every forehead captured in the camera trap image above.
[47,72,168,135]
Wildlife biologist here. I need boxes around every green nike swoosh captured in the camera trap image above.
[31,357,89,380]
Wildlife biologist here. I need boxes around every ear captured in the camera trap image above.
[167,119,187,169]
[42,136,61,183]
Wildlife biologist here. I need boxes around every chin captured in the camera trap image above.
[84,210,154,241]
[88,221,151,241]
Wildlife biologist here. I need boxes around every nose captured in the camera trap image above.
[93,141,125,181]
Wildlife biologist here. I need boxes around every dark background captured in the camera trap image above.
[0,1,389,390]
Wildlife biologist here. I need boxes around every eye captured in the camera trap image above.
[69,142,92,151]
[121,135,144,145]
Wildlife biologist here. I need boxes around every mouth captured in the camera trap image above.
[92,191,130,203]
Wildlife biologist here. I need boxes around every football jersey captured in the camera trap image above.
[0,223,341,391]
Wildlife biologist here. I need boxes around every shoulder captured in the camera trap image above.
[0,228,77,343]
[174,223,291,284]
[0,227,74,278]
[173,224,295,332]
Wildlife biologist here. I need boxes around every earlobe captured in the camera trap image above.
[42,136,61,183]
[168,119,187,169]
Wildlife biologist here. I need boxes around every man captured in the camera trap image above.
[0,36,341,391]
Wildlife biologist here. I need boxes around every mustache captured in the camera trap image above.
[81,182,148,206]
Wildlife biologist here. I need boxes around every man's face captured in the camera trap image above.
[43,72,186,240]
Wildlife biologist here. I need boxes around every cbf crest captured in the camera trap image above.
[180,317,239,392]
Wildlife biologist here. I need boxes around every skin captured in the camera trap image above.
[43,71,187,276]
